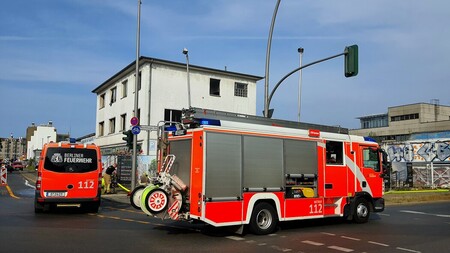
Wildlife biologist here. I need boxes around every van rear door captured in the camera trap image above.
[40,147,100,199]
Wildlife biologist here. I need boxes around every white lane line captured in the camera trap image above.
[25,180,36,189]
[378,213,390,216]
[321,232,336,236]
[328,245,354,252]
[401,210,450,218]
[400,210,426,215]
[341,236,361,241]
[368,241,389,247]
[396,247,421,253]
[302,240,324,246]
[226,236,245,241]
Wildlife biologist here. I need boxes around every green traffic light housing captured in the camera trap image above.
[122,130,133,150]
[344,45,358,77]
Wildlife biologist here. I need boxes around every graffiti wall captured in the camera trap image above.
[384,140,450,162]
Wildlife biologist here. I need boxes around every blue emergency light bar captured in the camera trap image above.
[198,118,221,126]
[364,137,377,142]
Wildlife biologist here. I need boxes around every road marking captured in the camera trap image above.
[378,213,390,216]
[302,240,324,246]
[321,232,336,236]
[400,210,425,215]
[401,210,450,218]
[25,180,36,189]
[396,247,421,253]
[226,236,245,241]
[341,236,361,241]
[368,241,389,247]
[328,245,354,252]
[270,245,292,252]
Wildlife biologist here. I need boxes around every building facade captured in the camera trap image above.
[25,121,69,160]
[91,56,262,157]
[350,102,450,188]
[0,136,26,162]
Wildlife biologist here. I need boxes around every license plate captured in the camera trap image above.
[45,191,67,197]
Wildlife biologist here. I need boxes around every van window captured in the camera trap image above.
[44,148,98,173]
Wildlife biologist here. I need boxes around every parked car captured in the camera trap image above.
[12,161,24,171]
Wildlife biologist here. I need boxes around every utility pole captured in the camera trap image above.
[131,0,141,190]
[264,0,281,118]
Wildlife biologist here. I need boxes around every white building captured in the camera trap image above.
[92,57,262,156]
[26,122,57,160]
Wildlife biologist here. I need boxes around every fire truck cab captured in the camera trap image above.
[133,108,387,235]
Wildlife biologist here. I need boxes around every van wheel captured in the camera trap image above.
[353,198,370,224]
[130,185,146,210]
[34,202,44,213]
[144,188,169,215]
[249,202,278,235]
[84,202,100,213]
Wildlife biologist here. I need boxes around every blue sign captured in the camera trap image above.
[131,126,141,135]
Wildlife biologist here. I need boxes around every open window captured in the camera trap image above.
[326,141,343,165]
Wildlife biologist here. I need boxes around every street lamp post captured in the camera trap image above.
[264,0,281,118]
[131,0,141,190]
[297,47,304,122]
[183,48,191,108]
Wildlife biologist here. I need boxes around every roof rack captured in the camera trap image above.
[183,107,348,134]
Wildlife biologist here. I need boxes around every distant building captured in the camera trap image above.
[91,56,262,157]
[350,102,450,188]
[0,136,26,162]
[25,121,70,160]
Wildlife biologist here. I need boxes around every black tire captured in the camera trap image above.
[144,188,169,215]
[130,185,146,210]
[34,201,44,213]
[249,202,278,235]
[84,201,100,213]
[353,198,370,224]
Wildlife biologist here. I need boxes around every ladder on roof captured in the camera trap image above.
[183,107,348,134]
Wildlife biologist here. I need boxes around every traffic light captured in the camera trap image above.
[122,130,133,150]
[344,45,358,77]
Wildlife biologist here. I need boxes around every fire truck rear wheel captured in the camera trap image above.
[144,188,169,214]
[353,198,370,224]
[249,202,278,235]
[130,185,146,210]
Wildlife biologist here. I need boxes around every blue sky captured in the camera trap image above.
[2,0,450,138]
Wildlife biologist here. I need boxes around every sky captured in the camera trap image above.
[1,0,450,138]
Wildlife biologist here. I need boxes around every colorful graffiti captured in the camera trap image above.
[386,141,450,162]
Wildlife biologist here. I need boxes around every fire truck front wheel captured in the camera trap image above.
[249,202,278,235]
[353,198,370,224]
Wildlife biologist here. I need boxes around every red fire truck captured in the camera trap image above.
[132,108,387,235]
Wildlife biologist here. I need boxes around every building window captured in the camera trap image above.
[391,113,419,122]
[110,87,117,105]
[99,121,104,136]
[120,114,127,131]
[109,117,116,134]
[164,109,182,123]
[122,80,128,98]
[134,71,142,92]
[234,82,248,97]
[210,78,220,96]
[99,94,105,109]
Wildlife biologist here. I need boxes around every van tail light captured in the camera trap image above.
[98,172,102,187]
[36,172,42,190]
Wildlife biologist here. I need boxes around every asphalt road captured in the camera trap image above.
[1,172,449,253]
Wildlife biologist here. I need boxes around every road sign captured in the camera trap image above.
[140,125,158,131]
[131,126,141,135]
[130,117,139,126]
